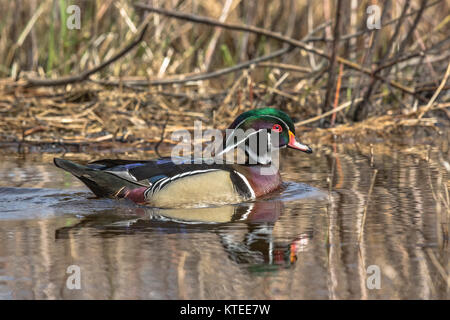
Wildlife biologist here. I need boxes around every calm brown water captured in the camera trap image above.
[0,141,448,299]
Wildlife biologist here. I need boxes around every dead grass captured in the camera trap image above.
[0,0,449,152]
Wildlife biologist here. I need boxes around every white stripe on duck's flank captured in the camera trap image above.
[234,171,256,199]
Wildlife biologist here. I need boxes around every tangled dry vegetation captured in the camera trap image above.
[0,0,449,153]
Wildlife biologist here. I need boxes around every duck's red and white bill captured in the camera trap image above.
[288,131,312,153]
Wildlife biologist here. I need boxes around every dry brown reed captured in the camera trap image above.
[0,0,449,152]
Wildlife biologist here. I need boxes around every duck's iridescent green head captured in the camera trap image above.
[228,108,312,153]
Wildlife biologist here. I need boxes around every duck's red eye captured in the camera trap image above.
[272,124,282,132]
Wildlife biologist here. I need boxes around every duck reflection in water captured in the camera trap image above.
[55,199,313,271]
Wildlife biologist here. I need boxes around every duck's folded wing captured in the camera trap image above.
[87,157,222,185]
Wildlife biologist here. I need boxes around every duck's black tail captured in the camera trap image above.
[54,158,135,198]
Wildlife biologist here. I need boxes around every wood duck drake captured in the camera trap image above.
[54,108,312,208]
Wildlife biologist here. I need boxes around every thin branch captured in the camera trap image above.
[322,0,343,112]
[295,93,388,127]
[418,61,450,119]
[397,0,429,57]
[25,24,149,87]
[339,0,442,41]
[304,0,442,43]
[331,63,344,127]
[94,14,330,88]
[155,111,170,158]
[134,3,420,99]
[378,1,411,68]
[373,51,424,74]
[134,3,328,58]
[255,62,311,73]
[93,46,293,87]
[355,0,429,120]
